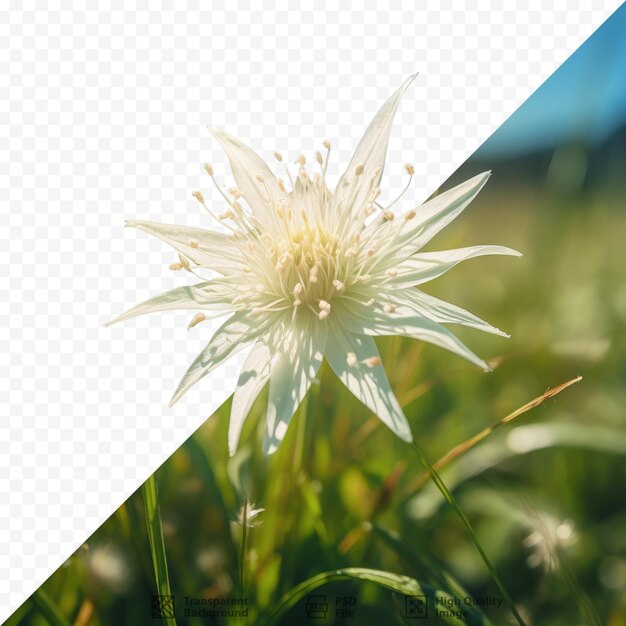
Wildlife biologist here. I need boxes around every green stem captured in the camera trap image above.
[30,590,71,626]
[142,473,177,625]
[410,440,527,626]
[293,393,310,474]
[240,494,249,593]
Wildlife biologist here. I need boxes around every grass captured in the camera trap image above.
[141,474,177,625]
[8,166,626,626]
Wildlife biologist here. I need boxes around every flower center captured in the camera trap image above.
[271,227,349,318]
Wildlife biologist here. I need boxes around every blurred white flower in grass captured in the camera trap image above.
[523,512,577,571]
[109,76,519,454]
[236,501,265,528]
[86,544,133,594]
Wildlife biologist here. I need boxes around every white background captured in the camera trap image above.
[0,1,621,620]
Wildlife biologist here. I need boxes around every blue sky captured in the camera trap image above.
[479,3,626,157]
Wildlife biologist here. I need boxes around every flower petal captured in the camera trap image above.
[106,283,228,326]
[292,171,331,223]
[170,311,265,405]
[209,127,284,228]
[394,289,509,337]
[362,171,492,256]
[126,220,244,272]
[324,322,412,442]
[263,318,327,455]
[391,245,521,287]
[395,171,492,253]
[331,75,416,226]
[336,301,490,371]
[228,340,276,456]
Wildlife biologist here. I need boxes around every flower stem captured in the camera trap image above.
[409,440,527,626]
[293,392,310,474]
[142,474,177,625]
[239,494,249,593]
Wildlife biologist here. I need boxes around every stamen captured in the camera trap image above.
[363,356,381,367]
[383,304,396,313]
[346,352,357,367]
[203,163,214,176]
[315,151,323,166]
[169,262,183,271]
[188,313,206,329]
[322,140,331,177]
[333,279,345,293]
[354,164,364,176]
[383,210,395,221]
[192,191,205,205]
[379,164,415,212]
[405,209,416,220]
[274,151,283,162]
[188,239,199,248]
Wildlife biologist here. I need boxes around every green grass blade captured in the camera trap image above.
[142,473,177,625]
[409,422,626,520]
[259,567,486,626]
[410,441,526,626]
[30,590,71,626]
[370,524,496,626]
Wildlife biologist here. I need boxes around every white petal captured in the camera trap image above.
[397,171,492,253]
[395,289,509,337]
[126,220,244,272]
[392,245,521,287]
[292,172,331,223]
[324,322,412,442]
[363,172,491,254]
[106,283,228,326]
[228,341,275,456]
[331,75,416,225]
[170,311,264,405]
[209,127,284,228]
[263,319,327,455]
[336,302,490,371]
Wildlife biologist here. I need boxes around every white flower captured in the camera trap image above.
[109,76,520,455]
[523,513,577,571]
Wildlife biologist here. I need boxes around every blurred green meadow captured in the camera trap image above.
[7,127,626,626]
